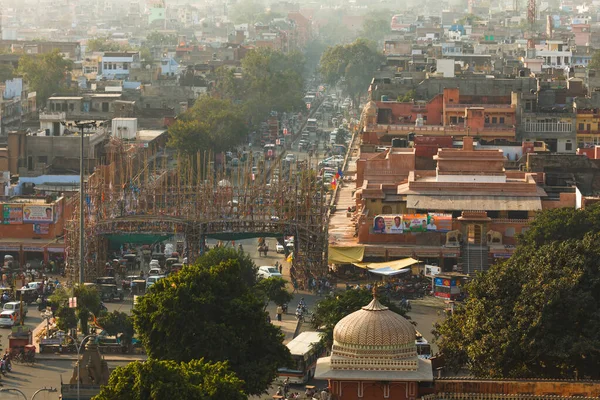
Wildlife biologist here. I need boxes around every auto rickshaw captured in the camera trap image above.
[166,257,179,271]
[131,279,146,295]
[170,263,183,274]
[123,254,138,271]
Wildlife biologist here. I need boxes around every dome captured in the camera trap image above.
[330,297,418,371]
[363,100,377,117]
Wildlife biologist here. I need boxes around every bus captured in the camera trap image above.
[277,331,324,384]
[415,331,432,359]
[306,118,318,132]
[264,143,276,160]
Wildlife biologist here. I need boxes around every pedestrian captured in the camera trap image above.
[266,314,271,324]
[276,305,283,321]
[279,263,283,274]
[292,280,299,294]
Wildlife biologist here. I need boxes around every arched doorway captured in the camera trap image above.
[467,224,483,244]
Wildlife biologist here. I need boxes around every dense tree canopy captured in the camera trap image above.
[319,39,384,108]
[133,251,290,395]
[255,277,294,309]
[87,37,130,52]
[167,96,248,155]
[240,48,306,126]
[93,359,246,400]
[435,227,600,379]
[517,205,600,247]
[17,50,73,105]
[0,64,14,83]
[590,51,600,71]
[310,288,410,348]
[97,311,135,347]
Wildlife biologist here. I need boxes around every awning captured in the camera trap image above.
[328,246,365,263]
[353,257,420,270]
[369,267,411,276]
[406,194,542,211]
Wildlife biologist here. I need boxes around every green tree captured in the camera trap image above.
[194,247,258,287]
[0,64,14,83]
[87,37,129,52]
[255,277,293,310]
[240,48,306,127]
[359,17,392,44]
[319,39,384,109]
[73,284,102,335]
[139,47,154,68]
[397,90,416,102]
[434,232,600,379]
[167,96,248,155]
[92,359,246,400]
[17,50,73,106]
[97,311,135,347]
[212,66,243,102]
[145,31,179,47]
[55,306,78,332]
[517,205,600,247]
[310,289,410,348]
[589,51,600,70]
[133,258,291,395]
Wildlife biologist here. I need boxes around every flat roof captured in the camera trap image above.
[406,194,542,211]
[48,97,83,100]
[137,130,166,141]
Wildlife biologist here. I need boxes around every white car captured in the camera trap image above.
[0,310,21,327]
[284,154,296,162]
[148,267,165,276]
[257,266,282,279]
[146,275,166,290]
[3,301,28,318]
[276,243,285,253]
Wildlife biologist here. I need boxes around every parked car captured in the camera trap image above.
[257,266,282,279]
[0,310,22,328]
[276,243,285,253]
[3,301,28,318]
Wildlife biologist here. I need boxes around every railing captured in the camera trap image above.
[524,122,572,132]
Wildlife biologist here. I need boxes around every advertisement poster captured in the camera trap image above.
[373,215,405,234]
[33,224,50,234]
[402,214,428,232]
[427,213,453,232]
[2,205,23,224]
[23,205,53,223]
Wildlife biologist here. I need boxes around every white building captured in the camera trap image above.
[99,51,140,80]
[535,40,572,70]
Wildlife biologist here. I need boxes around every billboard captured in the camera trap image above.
[427,213,453,232]
[3,205,23,224]
[373,215,404,233]
[33,224,50,234]
[402,214,428,232]
[23,205,53,223]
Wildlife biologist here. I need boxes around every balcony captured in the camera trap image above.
[523,122,572,133]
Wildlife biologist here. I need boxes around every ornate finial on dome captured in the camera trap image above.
[372,284,378,299]
[362,295,389,311]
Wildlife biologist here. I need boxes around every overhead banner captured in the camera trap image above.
[3,205,23,224]
[23,205,53,223]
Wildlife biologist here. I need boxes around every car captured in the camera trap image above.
[149,259,160,269]
[146,275,166,290]
[3,301,28,318]
[0,310,21,327]
[276,243,285,253]
[257,266,282,279]
[149,267,165,276]
[284,154,296,162]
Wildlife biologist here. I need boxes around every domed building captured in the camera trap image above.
[315,296,433,400]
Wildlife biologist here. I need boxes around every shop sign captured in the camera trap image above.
[47,247,65,253]
[40,338,61,345]
[434,277,459,287]
[23,246,44,252]
[444,253,459,258]
[425,265,441,276]
[493,253,512,258]
[0,246,20,251]
[33,224,49,234]
[434,292,451,299]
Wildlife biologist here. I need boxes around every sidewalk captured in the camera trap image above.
[37,352,147,361]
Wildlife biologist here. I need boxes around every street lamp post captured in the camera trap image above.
[0,387,57,400]
[64,121,98,284]
[62,333,96,400]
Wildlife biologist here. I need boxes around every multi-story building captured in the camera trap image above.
[535,40,572,70]
[362,88,517,144]
[99,52,140,80]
